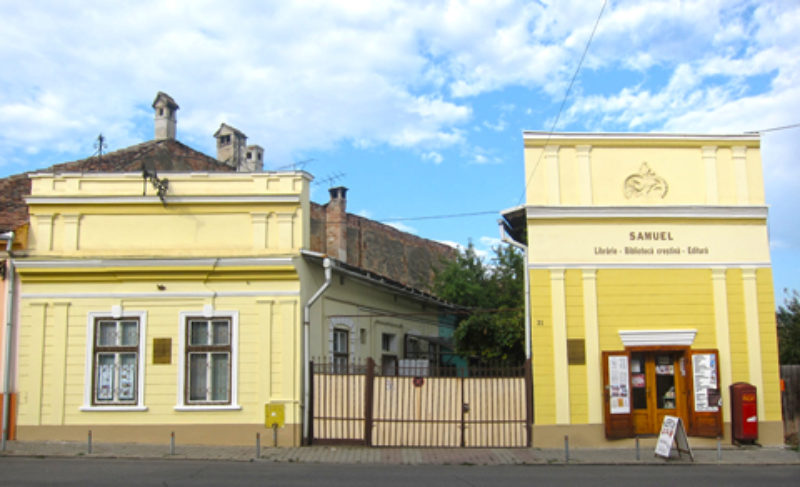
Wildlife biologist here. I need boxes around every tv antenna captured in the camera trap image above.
[93,134,107,157]
[141,163,169,206]
[315,171,346,187]
[275,158,314,171]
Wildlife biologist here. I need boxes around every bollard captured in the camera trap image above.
[564,435,569,462]
[635,436,640,461]
[256,432,261,459]
[170,431,175,456]
[272,423,278,448]
[88,430,92,454]
[717,436,721,462]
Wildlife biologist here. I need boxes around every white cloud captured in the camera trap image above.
[469,147,503,165]
[437,240,463,251]
[482,118,507,132]
[479,236,501,249]
[1,0,799,192]
[422,151,444,164]
[385,221,418,234]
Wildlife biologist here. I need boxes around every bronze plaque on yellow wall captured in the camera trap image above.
[153,338,172,364]
[567,339,586,365]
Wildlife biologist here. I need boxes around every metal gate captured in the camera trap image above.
[310,358,532,447]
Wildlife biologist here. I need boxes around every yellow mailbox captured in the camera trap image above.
[265,403,285,428]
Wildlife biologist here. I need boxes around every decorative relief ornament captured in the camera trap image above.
[624,162,668,199]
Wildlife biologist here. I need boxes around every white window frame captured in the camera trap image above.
[81,310,147,411]
[175,310,240,411]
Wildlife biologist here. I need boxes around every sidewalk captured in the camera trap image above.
[2,440,799,465]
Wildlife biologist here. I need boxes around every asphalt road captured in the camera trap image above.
[0,457,797,487]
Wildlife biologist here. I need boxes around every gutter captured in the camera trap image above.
[302,256,332,444]
[1,231,15,451]
[498,221,531,360]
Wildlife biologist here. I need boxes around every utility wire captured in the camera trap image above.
[517,0,607,206]
[378,210,500,223]
[370,118,799,225]
[371,4,609,226]
[751,122,800,133]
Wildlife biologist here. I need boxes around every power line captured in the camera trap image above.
[517,0,607,205]
[378,210,500,223]
[369,119,798,226]
[751,122,800,133]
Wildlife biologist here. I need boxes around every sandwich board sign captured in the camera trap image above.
[654,415,693,461]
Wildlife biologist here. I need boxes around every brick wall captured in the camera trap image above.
[310,199,456,293]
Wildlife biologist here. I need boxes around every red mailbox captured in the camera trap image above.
[730,382,757,444]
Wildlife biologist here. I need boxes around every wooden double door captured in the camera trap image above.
[630,351,686,435]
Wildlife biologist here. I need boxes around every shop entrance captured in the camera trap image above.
[603,348,722,439]
[630,351,687,435]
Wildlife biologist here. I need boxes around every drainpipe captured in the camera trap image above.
[1,231,15,451]
[498,222,531,360]
[302,257,332,444]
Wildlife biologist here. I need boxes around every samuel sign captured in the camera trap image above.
[529,222,769,266]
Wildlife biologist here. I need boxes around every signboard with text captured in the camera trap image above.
[528,222,769,266]
[655,416,693,460]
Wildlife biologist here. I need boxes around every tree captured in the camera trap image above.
[777,289,800,364]
[433,242,525,365]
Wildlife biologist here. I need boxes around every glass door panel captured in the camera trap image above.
[655,354,676,410]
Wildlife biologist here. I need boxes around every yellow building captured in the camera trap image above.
[4,93,454,447]
[13,171,451,446]
[501,132,782,447]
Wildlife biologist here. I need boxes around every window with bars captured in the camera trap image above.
[93,318,139,405]
[185,318,232,404]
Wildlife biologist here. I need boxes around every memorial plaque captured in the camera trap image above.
[153,338,172,364]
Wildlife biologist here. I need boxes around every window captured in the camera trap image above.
[333,329,349,373]
[381,333,397,375]
[176,310,239,410]
[185,318,231,404]
[83,310,146,411]
[219,134,231,145]
[93,318,139,404]
[405,336,423,358]
[382,333,395,352]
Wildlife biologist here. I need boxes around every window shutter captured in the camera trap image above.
[602,351,635,439]
[686,349,723,437]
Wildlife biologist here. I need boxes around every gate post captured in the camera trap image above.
[525,358,533,447]
[364,357,375,446]
[460,374,466,447]
[307,360,315,445]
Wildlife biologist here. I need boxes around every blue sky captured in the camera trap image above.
[1,0,798,305]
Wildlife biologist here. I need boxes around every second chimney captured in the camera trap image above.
[326,187,348,262]
[153,92,178,140]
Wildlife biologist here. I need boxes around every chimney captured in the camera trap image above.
[243,144,264,172]
[152,92,179,140]
[326,187,348,262]
[213,123,247,170]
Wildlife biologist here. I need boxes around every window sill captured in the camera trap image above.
[174,404,242,412]
[80,405,148,412]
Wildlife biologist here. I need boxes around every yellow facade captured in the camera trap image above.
[518,133,782,447]
[14,171,443,446]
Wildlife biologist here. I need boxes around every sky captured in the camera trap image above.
[1,0,798,305]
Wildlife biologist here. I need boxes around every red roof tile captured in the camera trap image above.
[0,139,233,232]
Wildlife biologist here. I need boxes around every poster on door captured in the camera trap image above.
[692,353,718,412]
[608,355,630,414]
